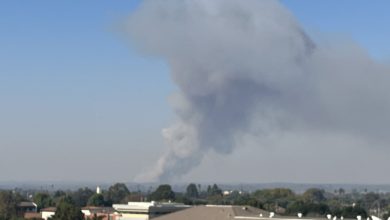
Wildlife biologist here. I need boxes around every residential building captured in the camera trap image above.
[24,212,42,219]
[41,207,56,220]
[82,206,117,220]
[16,202,37,216]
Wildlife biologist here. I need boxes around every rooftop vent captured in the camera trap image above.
[298,213,303,218]
[269,212,275,218]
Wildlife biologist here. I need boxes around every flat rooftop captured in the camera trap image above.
[153,205,360,220]
[112,201,190,214]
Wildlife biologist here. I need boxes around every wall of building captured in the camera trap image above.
[41,211,55,220]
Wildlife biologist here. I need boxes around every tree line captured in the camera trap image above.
[2,183,390,220]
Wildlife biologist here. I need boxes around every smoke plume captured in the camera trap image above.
[124,0,390,182]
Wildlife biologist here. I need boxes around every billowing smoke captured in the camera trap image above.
[124,0,390,182]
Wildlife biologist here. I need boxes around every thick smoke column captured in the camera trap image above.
[125,0,390,182]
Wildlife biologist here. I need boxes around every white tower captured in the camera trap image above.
[96,186,101,194]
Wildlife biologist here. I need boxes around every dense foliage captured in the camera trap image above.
[50,196,84,220]
[0,191,23,220]
[87,194,105,207]
[105,183,130,205]
[3,183,390,220]
[150,184,175,202]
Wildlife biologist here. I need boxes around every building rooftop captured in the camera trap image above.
[153,205,359,220]
[17,202,37,208]
[154,205,267,220]
[24,212,42,219]
[41,207,56,212]
[113,201,190,214]
[82,206,114,214]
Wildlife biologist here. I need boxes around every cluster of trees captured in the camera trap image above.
[177,185,389,219]
[3,183,390,220]
[32,183,133,211]
[0,183,134,220]
[0,191,23,220]
[0,183,177,220]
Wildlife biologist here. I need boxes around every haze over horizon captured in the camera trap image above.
[1,0,390,184]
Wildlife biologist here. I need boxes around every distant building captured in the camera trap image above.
[112,201,190,220]
[223,190,232,196]
[223,190,244,196]
[24,212,42,219]
[16,202,37,216]
[82,206,116,220]
[41,207,56,220]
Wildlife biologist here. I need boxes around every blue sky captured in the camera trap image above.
[0,0,389,182]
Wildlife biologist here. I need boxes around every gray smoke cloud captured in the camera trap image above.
[124,0,390,182]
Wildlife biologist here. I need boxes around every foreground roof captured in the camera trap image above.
[154,205,272,220]
[154,205,361,220]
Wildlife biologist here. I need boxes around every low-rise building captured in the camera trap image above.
[17,201,38,216]
[41,207,56,220]
[24,212,42,219]
[112,201,190,220]
[82,206,116,220]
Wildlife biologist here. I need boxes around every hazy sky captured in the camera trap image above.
[1,0,389,184]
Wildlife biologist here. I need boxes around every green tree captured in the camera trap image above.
[361,192,380,211]
[105,183,130,204]
[253,188,296,209]
[33,193,53,211]
[0,191,21,220]
[150,185,175,201]
[339,206,368,218]
[71,188,94,207]
[286,201,330,217]
[338,188,345,195]
[50,196,84,220]
[53,191,66,198]
[305,203,330,216]
[186,183,199,198]
[87,194,105,207]
[286,200,305,215]
[52,190,66,206]
[207,184,222,197]
[303,188,326,204]
[227,191,262,208]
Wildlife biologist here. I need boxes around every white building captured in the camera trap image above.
[41,207,56,220]
[112,201,190,220]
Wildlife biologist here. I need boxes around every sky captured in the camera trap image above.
[0,0,389,184]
